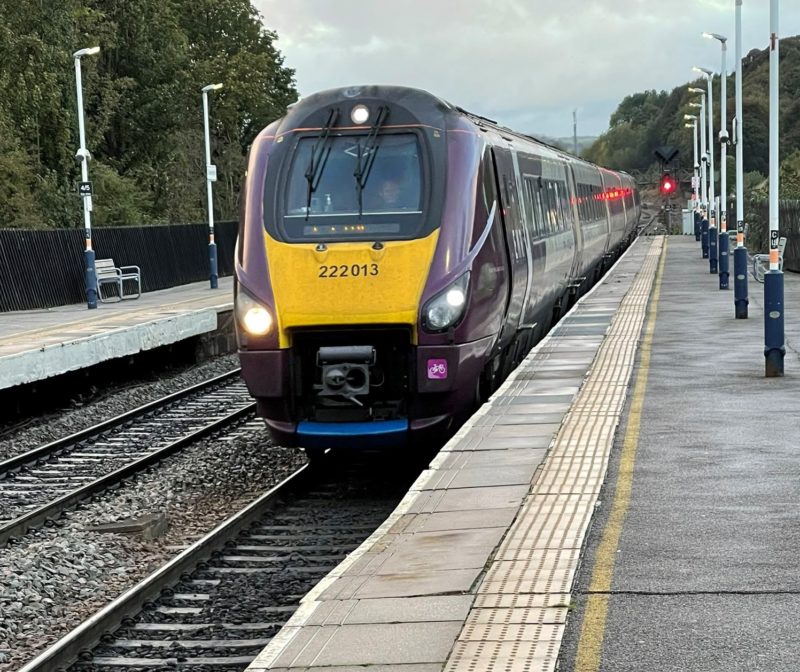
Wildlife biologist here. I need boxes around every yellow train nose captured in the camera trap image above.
[264,230,440,347]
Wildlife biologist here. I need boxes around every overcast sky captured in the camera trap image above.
[254,1,800,139]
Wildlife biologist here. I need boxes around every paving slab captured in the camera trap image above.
[270,622,464,667]
[560,236,800,672]
[245,238,656,672]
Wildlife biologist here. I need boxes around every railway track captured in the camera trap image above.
[0,369,254,545]
[18,454,419,672]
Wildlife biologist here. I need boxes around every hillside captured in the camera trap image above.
[0,1,297,229]
[585,36,800,197]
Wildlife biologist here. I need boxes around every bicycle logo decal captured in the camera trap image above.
[427,359,448,380]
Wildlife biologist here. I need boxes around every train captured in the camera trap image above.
[234,85,640,454]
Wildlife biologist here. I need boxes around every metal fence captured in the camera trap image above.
[731,199,800,273]
[0,221,237,312]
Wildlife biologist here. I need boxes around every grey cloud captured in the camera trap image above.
[256,0,800,137]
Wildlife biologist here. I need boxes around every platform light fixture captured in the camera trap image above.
[684,115,700,213]
[703,31,730,288]
[764,0,784,376]
[693,66,717,271]
[73,45,101,310]
[202,82,223,289]
[688,88,709,257]
[733,0,749,319]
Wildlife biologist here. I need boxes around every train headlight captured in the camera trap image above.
[351,104,370,125]
[422,272,470,332]
[236,289,274,336]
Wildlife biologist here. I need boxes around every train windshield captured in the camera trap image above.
[282,133,424,241]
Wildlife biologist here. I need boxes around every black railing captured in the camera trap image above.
[0,221,237,313]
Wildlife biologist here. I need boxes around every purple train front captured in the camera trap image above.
[234,86,640,452]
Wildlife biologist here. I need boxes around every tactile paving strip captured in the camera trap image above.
[445,237,663,672]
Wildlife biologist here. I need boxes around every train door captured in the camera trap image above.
[491,146,529,365]
[565,163,584,284]
[516,155,549,323]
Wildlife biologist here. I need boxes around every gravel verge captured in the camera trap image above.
[0,418,306,671]
[0,355,240,463]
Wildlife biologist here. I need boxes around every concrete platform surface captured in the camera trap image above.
[246,237,660,672]
[559,236,800,672]
[0,277,233,390]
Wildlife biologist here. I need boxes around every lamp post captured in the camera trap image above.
[689,93,708,257]
[704,32,730,289]
[202,83,223,289]
[684,114,700,217]
[684,121,701,240]
[764,0,784,376]
[733,0,749,319]
[73,46,101,309]
[694,66,717,274]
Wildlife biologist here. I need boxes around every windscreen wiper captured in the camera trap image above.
[304,108,340,220]
[354,105,389,216]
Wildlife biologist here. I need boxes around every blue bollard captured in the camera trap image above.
[701,217,709,258]
[209,240,219,289]
[694,211,701,241]
[763,269,785,377]
[708,226,718,274]
[718,231,729,289]
[733,245,749,319]
[84,247,97,309]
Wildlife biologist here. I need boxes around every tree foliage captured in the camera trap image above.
[0,0,296,228]
[585,35,800,199]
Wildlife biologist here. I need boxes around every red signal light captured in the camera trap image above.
[660,173,675,195]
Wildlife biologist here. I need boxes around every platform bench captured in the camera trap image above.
[752,236,787,284]
[96,258,142,302]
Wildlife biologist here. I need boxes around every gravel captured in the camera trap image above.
[0,355,240,464]
[0,418,306,672]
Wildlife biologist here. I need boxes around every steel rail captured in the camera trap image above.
[17,464,312,672]
[0,368,243,475]
[0,400,256,545]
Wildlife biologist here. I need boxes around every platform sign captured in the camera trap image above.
[78,181,93,197]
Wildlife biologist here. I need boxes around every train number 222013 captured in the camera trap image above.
[318,263,379,278]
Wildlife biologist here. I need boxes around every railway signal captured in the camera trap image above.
[660,173,676,196]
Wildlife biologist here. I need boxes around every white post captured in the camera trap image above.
[735,0,745,248]
[768,1,779,271]
[732,0,749,318]
[706,74,715,227]
[693,121,699,207]
[719,41,728,233]
[203,90,214,237]
[202,83,223,289]
[74,58,92,245]
[699,97,707,208]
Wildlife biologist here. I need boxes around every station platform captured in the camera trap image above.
[0,277,233,391]
[247,235,800,672]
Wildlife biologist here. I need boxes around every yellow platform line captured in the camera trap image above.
[573,239,668,672]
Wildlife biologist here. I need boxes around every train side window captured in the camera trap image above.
[471,150,499,249]
[543,181,556,235]
[555,181,569,232]
[579,184,587,223]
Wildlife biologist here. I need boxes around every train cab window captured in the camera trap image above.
[282,133,424,241]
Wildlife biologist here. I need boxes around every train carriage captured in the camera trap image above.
[235,85,639,452]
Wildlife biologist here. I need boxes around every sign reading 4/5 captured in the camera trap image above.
[78,181,93,197]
